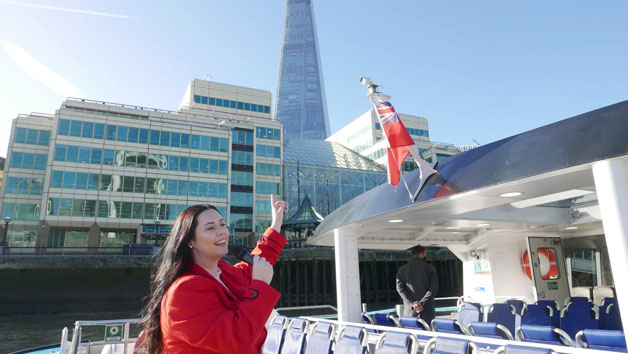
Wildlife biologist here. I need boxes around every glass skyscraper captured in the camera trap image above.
[275,0,330,140]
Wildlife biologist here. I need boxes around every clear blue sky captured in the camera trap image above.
[1,1,627,155]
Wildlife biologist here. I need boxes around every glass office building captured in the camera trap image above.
[0,80,281,249]
[282,137,386,220]
[275,0,330,140]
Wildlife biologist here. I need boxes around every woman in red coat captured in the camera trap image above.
[142,195,287,353]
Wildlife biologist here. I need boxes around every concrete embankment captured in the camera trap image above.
[0,255,155,315]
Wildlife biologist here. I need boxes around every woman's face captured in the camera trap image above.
[189,209,229,262]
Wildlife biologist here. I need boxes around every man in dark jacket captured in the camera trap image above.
[396,245,439,324]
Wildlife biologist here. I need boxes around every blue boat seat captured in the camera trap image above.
[506,300,525,315]
[521,304,553,327]
[431,318,470,335]
[458,303,483,328]
[422,337,479,354]
[469,322,514,340]
[280,318,308,354]
[560,299,599,338]
[515,324,573,347]
[262,315,288,354]
[487,303,520,336]
[375,331,417,354]
[400,316,431,331]
[374,313,398,327]
[600,298,624,330]
[575,329,627,352]
[335,326,368,354]
[494,344,556,354]
[535,301,559,328]
[303,321,334,354]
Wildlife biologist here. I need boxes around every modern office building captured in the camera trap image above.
[275,0,330,140]
[0,79,281,249]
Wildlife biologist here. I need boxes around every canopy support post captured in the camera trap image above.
[334,227,362,322]
[592,160,628,335]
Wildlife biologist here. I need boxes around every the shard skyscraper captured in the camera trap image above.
[275,0,330,140]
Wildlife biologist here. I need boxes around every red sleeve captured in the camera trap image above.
[163,276,281,353]
[233,228,287,279]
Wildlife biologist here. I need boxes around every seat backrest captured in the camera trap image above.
[535,300,560,327]
[375,331,415,354]
[432,318,466,335]
[469,322,513,340]
[560,301,598,338]
[506,300,525,315]
[303,321,334,354]
[576,329,627,352]
[263,315,288,354]
[521,304,553,327]
[458,303,482,327]
[571,287,592,300]
[604,301,624,331]
[335,326,367,354]
[400,316,421,329]
[487,303,520,335]
[374,313,397,327]
[516,325,573,347]
[593,285,615,306]
[363,312,376,325]
[280,318,308,354]
[425,337,473,354]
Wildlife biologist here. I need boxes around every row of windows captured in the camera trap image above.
[255,200,272,215]
[256,144,281,158]
[1,203,40,220]
[256,163,281,177]
[10,152,47,170]
[5,177,44,195]
[233,130,253,146]
[232,171,253,186]
[256,181,280,195]
[57,119,229,152]
[46,198,228,221]
[14,128,51,146]
[233,151,253,166]
[231,192,253,207]
[54,145,228,175]
[50,171,228,198]
[255,127,281,141]
[375,123,429,137]
[230,213,252,229]
[193,95,271,114]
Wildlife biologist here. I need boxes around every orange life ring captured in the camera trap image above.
[521,249,558,280]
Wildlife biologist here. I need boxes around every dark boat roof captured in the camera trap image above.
[310,101,628,248]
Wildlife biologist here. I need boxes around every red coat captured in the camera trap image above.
[161,228,286,354]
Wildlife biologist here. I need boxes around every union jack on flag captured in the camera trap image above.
[375,101,399,124]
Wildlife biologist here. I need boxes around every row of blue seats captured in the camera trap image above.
[263,315,626,353]
[263,315,416,354]
[457,297,622,339]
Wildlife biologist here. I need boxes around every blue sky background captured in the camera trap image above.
[1,1,627,154]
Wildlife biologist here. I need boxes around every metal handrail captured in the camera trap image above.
[68,318,143,354]
[1,245,157,256]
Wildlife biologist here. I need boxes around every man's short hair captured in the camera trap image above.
[410,245,426,256]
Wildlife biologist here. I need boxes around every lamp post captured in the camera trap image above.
[154,218,160,245]
[1,216,11,247]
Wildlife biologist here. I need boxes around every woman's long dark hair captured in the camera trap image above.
[142,204,219,354]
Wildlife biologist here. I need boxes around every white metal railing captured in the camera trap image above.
[67,318,143,354]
